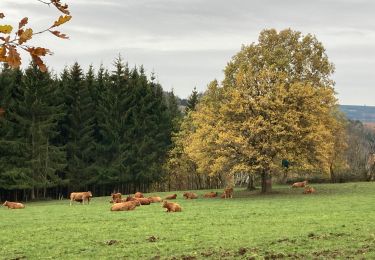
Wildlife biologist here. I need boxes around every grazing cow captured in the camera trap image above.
[110,201,138,211]
[291,180,308,188]
[110,193,122,203]
[70,191,93,206]
[162,201,182,212]
[164,194,177,200]
[135,197,151,205]
[204,192,218,198]
[303,186,316,194]
[148,196,163,203]
[183,192,198,199]
[134,192,144,198]
[2,201,25,209]
[223,187,233,199]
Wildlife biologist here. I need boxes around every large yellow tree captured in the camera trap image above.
[185,29,344,192]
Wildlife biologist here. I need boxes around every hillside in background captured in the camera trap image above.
[340,105,375,122]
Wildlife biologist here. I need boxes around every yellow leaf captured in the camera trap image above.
[52,15,72,27]
[18,28,33,44]
[0,25,13,34]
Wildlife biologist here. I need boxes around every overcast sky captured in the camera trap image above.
[2,0,375,104]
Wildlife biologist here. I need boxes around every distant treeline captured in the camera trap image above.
[340,105,375,122]
[0,58,182,201]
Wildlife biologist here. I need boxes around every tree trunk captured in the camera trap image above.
[247,174,256,191]
[261,169,272,193]
[330,164,336,183]
[31,188,35,200]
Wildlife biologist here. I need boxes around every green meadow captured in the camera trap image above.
[1,182,375,259]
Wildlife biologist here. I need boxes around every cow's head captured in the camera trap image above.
[3,201,8,206]
[87,191,93,197]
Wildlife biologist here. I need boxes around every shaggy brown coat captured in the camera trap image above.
[162,201,182,212]
[204,192,218,198]
[148,196,163,203]
[223,187,233,199]
[292,180,308,188]
[183,192,198,199]
[164,194,177,200]
[134,192,144,198]
[110,193,122,203]
[70,191,93,205]
[3,201,25,209]
[110,201,138,211]
[303,186,316,194]
[135,197,151,205]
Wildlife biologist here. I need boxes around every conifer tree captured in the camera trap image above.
[63,62,95,190]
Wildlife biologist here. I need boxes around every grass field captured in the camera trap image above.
[1,182,375,259]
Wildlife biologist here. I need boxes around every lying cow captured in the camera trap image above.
[303,186,316,194]
[110,192,122,203]
[134,192,144,198]
[162,201,182,212]
[291,180,308,188]
[164,194,177,200]
[204,192,218,198]
[183,192,198,199]
[223,187,233,199]
[110,201,139,211]
[148,196,163,203]
[135,197,151,205]
[70,191,92,206]
[3,201,25,209]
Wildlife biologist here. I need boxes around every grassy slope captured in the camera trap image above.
[1,182,375,259]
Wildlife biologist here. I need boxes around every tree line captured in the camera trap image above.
[2,28,375,200]
[0,57,182,201]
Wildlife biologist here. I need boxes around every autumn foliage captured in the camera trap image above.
[0,0,71,72]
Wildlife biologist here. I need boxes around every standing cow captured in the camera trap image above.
[70,191,93,206]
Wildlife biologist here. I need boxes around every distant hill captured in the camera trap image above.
[340,105,375,122]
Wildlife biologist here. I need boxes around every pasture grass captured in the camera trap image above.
[1,182,375,259]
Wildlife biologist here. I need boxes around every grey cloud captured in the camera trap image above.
[2,0,374,104]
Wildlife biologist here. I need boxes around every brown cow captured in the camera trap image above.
[223,187,233,199]
[303,186,316,194]
[3,201,25,209]
[292,180,308,188]
[110,193,122,203]
[164,194,177,200]
[183,192,198,199]
[220,193,225,198]
[70,191,93,206]
[162,201,182,212]
[110,201,138,211]
[148,196,163,203]
[135,197,151,205]
[134,192,144,198]
[204,192,218,198]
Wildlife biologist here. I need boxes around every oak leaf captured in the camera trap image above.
[30,54,47,72]
[18,28,33,44]
[50,30,69,39]
[18,17,28,29]
[28,47,51,57]
[6,46,21,68]
[0,25,13,34]
[52,15,72,27]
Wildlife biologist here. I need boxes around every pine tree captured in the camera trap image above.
[63,62,95,190]
[185,87,199,113]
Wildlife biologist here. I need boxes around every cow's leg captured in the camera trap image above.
[70,199,72,206]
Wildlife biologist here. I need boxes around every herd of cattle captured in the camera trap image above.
[2,181,314,210]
